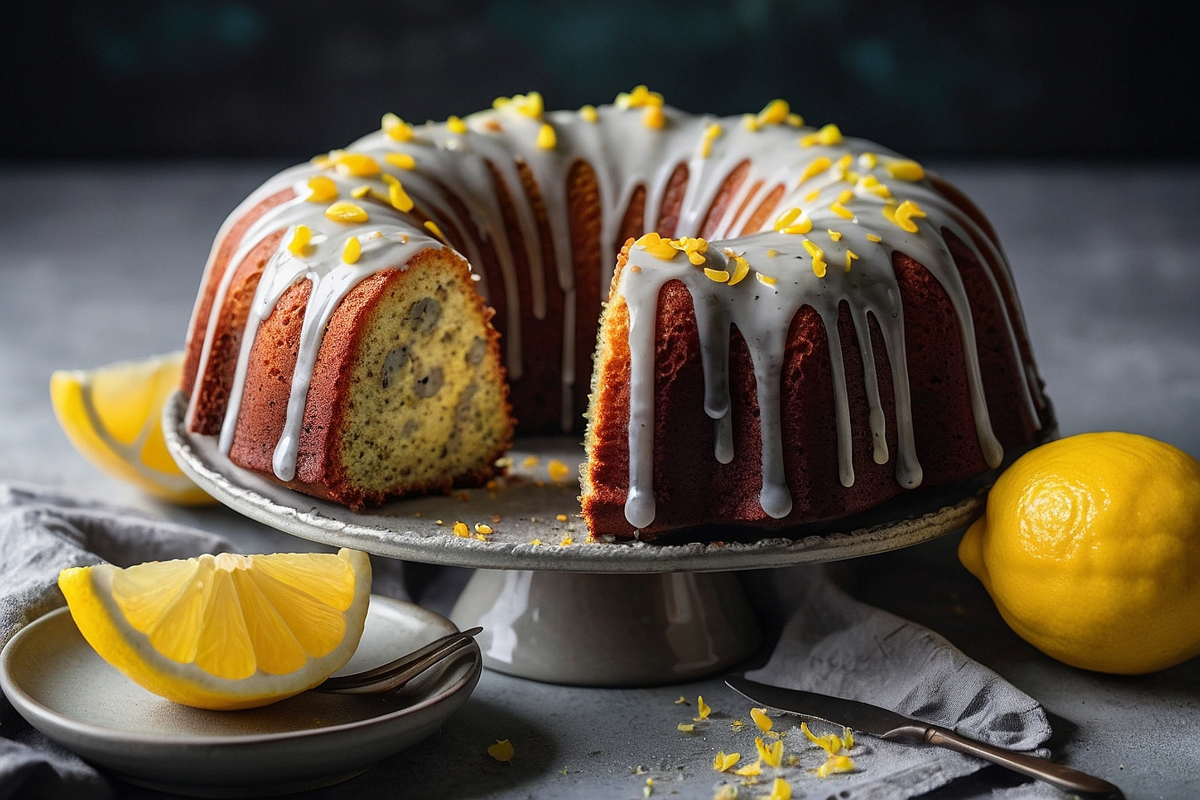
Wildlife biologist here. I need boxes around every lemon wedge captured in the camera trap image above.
[58,548,372,710]
[50,350,213,505]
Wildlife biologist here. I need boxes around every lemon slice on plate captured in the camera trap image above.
[49,350,214,505]
[58,548,372,710]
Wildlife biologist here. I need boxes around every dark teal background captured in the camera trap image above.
[4,0,1195,161]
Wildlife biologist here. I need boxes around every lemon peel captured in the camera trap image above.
[959,432,1200,674]
[488,739,515,763]
[57,548,371,710]
[50,351,214,505]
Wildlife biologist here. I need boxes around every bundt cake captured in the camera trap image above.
[181,87,1052,539]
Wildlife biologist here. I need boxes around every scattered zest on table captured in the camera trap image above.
[487,739,515,763]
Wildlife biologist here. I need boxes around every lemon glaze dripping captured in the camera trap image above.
[181,92,1041,523]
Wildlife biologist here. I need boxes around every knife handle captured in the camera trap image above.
[910,725,1124,798]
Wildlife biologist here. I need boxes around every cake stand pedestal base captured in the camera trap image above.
[450,570,760,687]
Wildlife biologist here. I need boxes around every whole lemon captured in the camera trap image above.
[959,431,1200,674]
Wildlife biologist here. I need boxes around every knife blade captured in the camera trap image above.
[725,673,1124,799]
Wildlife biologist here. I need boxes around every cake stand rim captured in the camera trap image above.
[164,391,989,573]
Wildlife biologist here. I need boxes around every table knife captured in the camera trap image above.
[725,673,1123,798]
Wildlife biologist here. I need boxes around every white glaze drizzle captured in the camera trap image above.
[183,95,1041,519]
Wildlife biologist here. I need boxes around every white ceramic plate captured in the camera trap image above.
[0,595,481,798]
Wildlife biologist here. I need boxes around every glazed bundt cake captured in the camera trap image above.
[181,87,1052,537]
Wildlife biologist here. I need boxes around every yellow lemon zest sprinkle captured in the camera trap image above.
[384,152,416,170]
[725,250,751,286]
[742,113,760,132]
[670,235,709,265]
[731,719,746,732]
[423,220,447,242]
[556,513,569,522]
[350,185,372,199]
[830,200,854,220]
[800,123,844,147]
[548,459,570,481]
[715,785,739,800]
[786,112,804,127]
[446,116,468,134]
[704,268,730,283]
[815,754,855,778]
[487,739,515,763]
[804,188,821,204]
[828,229,843,241]
[857,174,891,198]
[756,99,790,127]
[474,523,493,534]
[474,533,487,541]
[342,237,361,264]
[842,727,854,749]
[712,751,741,772]
[750,707,773,732]
[334,152,380,177]
[866,233,882,242]
[845,250,859,272]
[858,152,878,169]
[635,231,679,261]
[701,123,723,158]
[453,521,470,538]
[305,176,338,203]
[735,760,762,776]
[616,85,664,109]
[891,199,927,232]
[644,777,655,797]
[536,122,557,150]
[755,272,777,287]
[287,225,312,256]
[325,201,368,224]
[765,249,778,258]
[643,105,666,129]
[803,239,828,278]
[775,206,813,235]
[388,180,415,213]
[766,777,793,800]
[497,92,544,119]
[755,737,784,768]
[677,723,695,732]
[885,159,925,181]
[559,535,574,546]
[579,104,599,122]
[522,455,539,468]
[529,538,542,546]
[695,696,711,720]
[799,156,832,183]
[382,113,415,142]
[834,154,854,175]
[675,696,690,705]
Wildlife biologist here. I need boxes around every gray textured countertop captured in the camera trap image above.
[2,162,1198,799]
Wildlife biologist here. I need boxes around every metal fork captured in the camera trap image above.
[314,626,483,695]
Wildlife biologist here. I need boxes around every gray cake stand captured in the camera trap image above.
[164,392,988,687]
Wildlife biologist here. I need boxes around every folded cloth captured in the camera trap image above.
[0,483,237,800]
[745,564,1054,798]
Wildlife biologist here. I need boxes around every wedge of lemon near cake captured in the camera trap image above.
[58,548,372,710]
[50,350,213,504]
[960,431,1200,674]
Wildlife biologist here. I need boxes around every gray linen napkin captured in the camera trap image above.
[0,483,234,800]
[743,564,1055,798]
